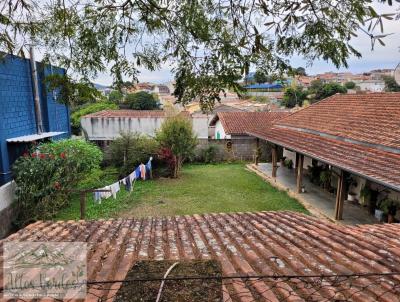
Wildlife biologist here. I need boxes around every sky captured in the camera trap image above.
[92,2,400,86]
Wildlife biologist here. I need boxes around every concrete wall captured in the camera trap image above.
[82,114,210,141]
[197,137,271,161]
[81,116,165,140]
[0,54,70,185]
[0,181,16,238]
[191,114,210,139]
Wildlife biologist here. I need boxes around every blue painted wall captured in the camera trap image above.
[0,54,71,185]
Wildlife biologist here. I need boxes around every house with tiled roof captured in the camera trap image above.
[247,92,400,221]
[1,211,400,301]
[209,112,289,161]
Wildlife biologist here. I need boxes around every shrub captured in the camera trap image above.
[156,116,198,178]
[71,102,118,134]
[105,132,159,176]
[12,139,102,227]
[200,145,220,163]
[125,91,160,110]
[344,81,356,89]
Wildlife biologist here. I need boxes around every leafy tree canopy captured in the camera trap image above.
[344,81,356,89]
[253,70,270,84]
[108,90,124,103]
[294,67,307,76]
[282,86,308,108]
[156,116,198,178]
[383,75,400,92]
[2,0,397,110]
[312,82,348,102]
[125,91,160,110]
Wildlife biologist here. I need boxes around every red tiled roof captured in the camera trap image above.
[209,112,289,135]
[277,92,400,150]
[248,127,400,190]
[83,110,167,118]
[1,211,400,301]
[83,110,191,119]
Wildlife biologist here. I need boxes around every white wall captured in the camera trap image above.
[283,149,312,169]
[356,81,385,92]
[214,120,231,139]
[0,181,15,212]
[191,114,210,139]
[81,117,166,140]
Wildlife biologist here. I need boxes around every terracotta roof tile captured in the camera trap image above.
[83,110,167,118]
[210,112,289,135]
[277,92,400,150]
[248,127,400,190]
[1,211,400,301]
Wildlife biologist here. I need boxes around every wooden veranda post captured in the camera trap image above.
[295,153,300,175]
[296,154,304,193]
[255,138,260,165]
[271,145,278,178]
[80,192,86,220]
[335,170,346,220]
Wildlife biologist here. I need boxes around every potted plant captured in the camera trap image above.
[284,159,294,169]
[379,198,399,223]
[359,185,371,206]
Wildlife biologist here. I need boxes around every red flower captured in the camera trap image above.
[60,152,66,159]
[31,153,37,158]
[54,181,61,190]
[23,152,29,158]
[39,154,46,159]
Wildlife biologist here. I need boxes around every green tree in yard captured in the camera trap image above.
[156,116,198,178]
[2,1,395,111]
[282,86,308,108]
[106,132,158,176]
[108,90,124,103]
[383,76,400,92]
[126,91,160,110]
[344,81,356,89]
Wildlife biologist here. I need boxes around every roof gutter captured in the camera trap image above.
[29,46,44,135]
[247,131,400,193]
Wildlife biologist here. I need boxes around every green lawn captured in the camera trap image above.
[54,163,308,220]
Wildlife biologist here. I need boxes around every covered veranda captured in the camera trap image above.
[248,127,400,224]
[250,162,377,224]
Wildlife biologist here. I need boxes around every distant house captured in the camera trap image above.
[0,53,71,237]
[80,110,208,144]
[209,111,288,140]
[208,111,288,160]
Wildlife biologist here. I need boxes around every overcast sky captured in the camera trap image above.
[93,2,400,86]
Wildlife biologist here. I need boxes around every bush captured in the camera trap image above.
[200,145,220,163]
[125,91,160,110]
[71,102,118,134]
[105,132,159,176]
[344,81,356,89]
[156,116,198,178]
[12,139,102,227]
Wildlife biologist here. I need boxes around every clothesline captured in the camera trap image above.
[94,157,153,204]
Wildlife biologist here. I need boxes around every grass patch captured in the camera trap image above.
[54,163,308,220]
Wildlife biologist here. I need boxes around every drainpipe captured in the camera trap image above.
[29,46,44,134]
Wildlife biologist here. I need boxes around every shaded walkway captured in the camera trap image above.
[248,163,378,225]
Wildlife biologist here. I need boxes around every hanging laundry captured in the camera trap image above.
[145,157,153,179]
[134,166,141,179]
[110,182,120,199]
[140,163,146,180]
[94,191,102,204]
[100,186,112,199]
[129,171,136,183]
[125,176,132,192]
